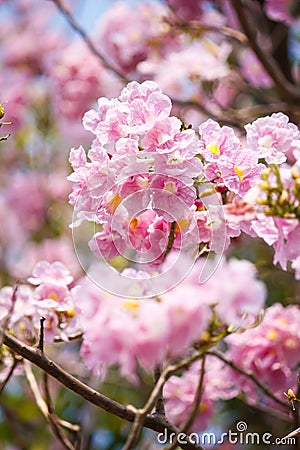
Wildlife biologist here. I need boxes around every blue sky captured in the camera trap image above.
[66,0,152,30]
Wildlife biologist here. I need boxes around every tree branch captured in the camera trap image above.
[230,0,300,103]
[165,356,206,450]
[123,352,206,450]
[3,331,203,450]
[207,351,289,410]
[48,0,129,83]
[0,357,20,397]
[153,364,166,416]
[24,361,77,450]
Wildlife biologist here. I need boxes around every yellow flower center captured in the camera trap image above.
[164,181,177,194]
[234,166,244,181]
[129,217,139,232]
[175,217,190,232]
[48,293,59,302]
[207,143,220,155]
[266,329,278,340]
[122,300,140,317]
[106,194,122,213]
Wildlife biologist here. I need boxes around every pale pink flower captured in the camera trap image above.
[0,70,30,132]
[193,206,241,253]
[199,119,241,163]
[216,149,264,195]
[89,223,124,261]
[75,259,212,377]
[28,261,73,286]
[5,171,69,233]
[245,112,300,164]
[273,219,300,270]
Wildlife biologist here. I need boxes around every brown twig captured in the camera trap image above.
[43,372,81,447]
[54,331,83,343]
[181,355,206,432]
[0,357,20,397]
[24,361,78,450]
[153,364,166,416]
[173,99,244,129]
[173,18,248,44]
[238,395,291,423]
[230,0,300,103]
[123,352,205,450]
[281,427,300,440]
[162,221,176,262]
[38,316,46,354]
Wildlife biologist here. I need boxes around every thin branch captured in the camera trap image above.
[48,0,129,83]
[170,17,248,44]
[162,221,176,262]
[282,427,300,440]
[207,351,288,410]
[153,364,165,416]
[54,331,83,343]
[173,99,244,129]
[0,357,20,397]
[230,0,300,103]
[43,371,81,440]
[3,332,203,450]
[38,316,46,354]
[238,395,291,423]
[181,355,206,432]
[24,361,77,450]
[231,102,300,124]
[123,352,206,450]
[165,356,206,450]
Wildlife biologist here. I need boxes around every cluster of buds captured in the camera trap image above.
[257,165,300,219]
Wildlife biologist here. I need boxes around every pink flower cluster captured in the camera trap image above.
[75,255,266,378]
[140,39,232,102]
[0,0,65,75]
[199,118,264,196]
[245,112,300,164]
[68,80,205,268]
[94,1,177,75]
[240,159,300,278]
[0,261,79,343]
[226,303,300,397]
[69,81,300,277]
[50,41,122,122]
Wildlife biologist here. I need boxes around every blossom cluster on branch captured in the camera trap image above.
[1,0,300,449]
